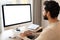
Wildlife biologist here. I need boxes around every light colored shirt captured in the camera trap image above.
[35,21,60,40]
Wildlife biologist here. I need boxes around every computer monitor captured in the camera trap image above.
[2,4,32,27]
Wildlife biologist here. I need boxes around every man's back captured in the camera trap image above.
[50,21,60,40]
[35,21,60,40]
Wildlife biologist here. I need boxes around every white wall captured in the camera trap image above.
[0,1,2,33]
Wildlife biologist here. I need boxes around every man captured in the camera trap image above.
[35,1,60,40]
[20,1,60,40]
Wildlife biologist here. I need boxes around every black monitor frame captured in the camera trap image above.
[2,4,32,27]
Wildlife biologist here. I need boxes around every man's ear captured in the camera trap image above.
[47,11,50,17]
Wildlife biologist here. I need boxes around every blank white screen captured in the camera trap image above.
[4,5,31,26]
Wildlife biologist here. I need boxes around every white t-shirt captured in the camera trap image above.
[35,21,60,40]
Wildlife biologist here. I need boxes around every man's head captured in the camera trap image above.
[43,1,60,20]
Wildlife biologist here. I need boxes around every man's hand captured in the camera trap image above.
[24,30,33,36]
[20,30,33,38]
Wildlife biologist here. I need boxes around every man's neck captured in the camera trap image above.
[48,18,58,24]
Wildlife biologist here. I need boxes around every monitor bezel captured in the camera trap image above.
[2,4,32,27]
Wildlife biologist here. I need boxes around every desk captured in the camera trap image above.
[0,27,42,40]
[0,29,22,40]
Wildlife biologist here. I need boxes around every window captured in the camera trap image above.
[16,0,31,4]
[20,0,29,4]
[1,0,16,4]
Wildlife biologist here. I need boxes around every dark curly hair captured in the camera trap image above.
[44,1,60,18]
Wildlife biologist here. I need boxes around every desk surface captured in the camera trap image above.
[0,29,22,40]
[0,27,41,40]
